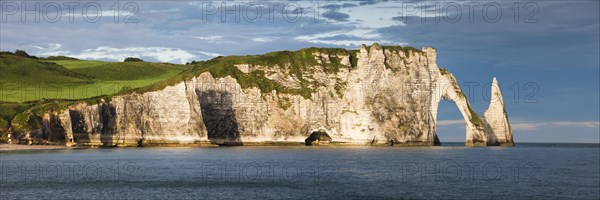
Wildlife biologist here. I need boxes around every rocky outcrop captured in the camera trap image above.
[305,129,332,145]
[483,77,514,146]
[25,44,513,147]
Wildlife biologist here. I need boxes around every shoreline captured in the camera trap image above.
[0,144,75,152]
[0,143,596,152]
[0,142,437,151]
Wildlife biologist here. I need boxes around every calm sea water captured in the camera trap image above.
[1,143,599,199]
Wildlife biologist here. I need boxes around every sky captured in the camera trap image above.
[0,0,598,143]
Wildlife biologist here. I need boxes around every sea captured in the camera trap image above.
[1,143,599,199]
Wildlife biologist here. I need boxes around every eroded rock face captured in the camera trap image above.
[51,83,209,147]
[34,44,512,146]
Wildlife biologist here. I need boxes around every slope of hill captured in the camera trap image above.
[0,56,188,102]
[70,62,181,81]
[0,54,92,85]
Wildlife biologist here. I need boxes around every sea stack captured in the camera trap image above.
[483,77,514,146]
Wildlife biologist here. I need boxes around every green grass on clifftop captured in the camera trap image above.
[0,56,188,103]
[187,47,361,98]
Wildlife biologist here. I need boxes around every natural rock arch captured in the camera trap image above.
[423,47,512,146]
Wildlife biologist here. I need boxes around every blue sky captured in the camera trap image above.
[1,0,598,143]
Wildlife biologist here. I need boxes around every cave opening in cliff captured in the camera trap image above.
[198,90,242,146]
[436,101,467,146]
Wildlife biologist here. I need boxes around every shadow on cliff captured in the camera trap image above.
[198,90,241,146]
[69,110,89,144]
[41,113,66,143]
[484,121,499,146]
[69,103,117,146]
[99,103,117,145]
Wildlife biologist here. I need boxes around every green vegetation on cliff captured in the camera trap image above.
[9,100,77,135]
[381,45,421,55]
[439,68,449,75]
[0,102,33,133]
[468,106,484,128]
[185,47,358,99]
[190,47,357,73]
[278,97,292,110]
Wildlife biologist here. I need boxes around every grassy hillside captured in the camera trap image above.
[51,60,107,69]
[66,62,182,81]
[0,55,92,84]
[0,55,188,103]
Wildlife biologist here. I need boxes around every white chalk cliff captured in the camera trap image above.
[24,44,513,146]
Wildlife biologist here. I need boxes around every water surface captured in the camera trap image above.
[1,143,599,199]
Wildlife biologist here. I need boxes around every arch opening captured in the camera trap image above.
[435,101,467,146]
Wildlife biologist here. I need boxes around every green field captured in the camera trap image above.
[0,55,188,103]
[51,60,108,69]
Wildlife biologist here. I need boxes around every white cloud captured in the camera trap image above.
[511,123,540,131]
[292,1,416,46]
[252,37,275,43]
[31,44,221,63]
[335,1,406,29]
[194,35,222,41]
[297,29,381,40]
[439,119,600,131]
[149,8,180,13]
[437,120,465,126]
[552,121,600,127]
[191,50,222,58]
[299,39,387,46]
[31,43,62,51]
[30,43,72,56]
[512,121,600,131]
[193,36,235,44]
[59,46,219,64]
[294,29,401,46]
[60,10,134,18]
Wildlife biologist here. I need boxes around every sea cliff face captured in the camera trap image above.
[21,44,513,146]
